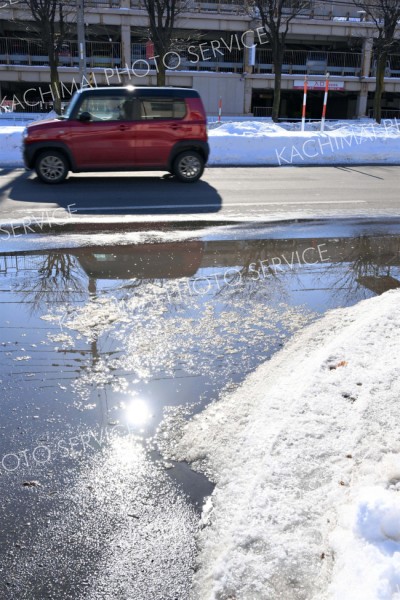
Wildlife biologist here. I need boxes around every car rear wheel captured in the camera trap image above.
[172,151,204,183]
[35,150,69,184]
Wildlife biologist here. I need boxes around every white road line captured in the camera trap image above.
[6,200,366,213]
[74,200,366,211]
[74,200,366,210]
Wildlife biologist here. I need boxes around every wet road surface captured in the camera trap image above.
[0,166,400,224]
[1,219,400,598]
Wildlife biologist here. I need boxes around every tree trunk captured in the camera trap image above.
[49,56,61,114]
[157,66,166,87]
[272,54,283,122]
[374,50,387,124]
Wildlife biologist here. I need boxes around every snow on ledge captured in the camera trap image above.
[161,289,400,599]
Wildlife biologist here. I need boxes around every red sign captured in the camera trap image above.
[146,40,155,60]
[293,80,345,91]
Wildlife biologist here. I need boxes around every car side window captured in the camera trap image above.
[76,96,126,121]
[139,98,186,120]
[120,98,140,121]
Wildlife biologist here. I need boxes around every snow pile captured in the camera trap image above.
[209,121,282,135]
[0,126,25,166]
[0,118,400,167]
[209,119,400,165]
[160,289,400,600]
[208,119,365,133]
[331,484,400,600]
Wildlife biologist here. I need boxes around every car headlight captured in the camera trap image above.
[22,127,28,140]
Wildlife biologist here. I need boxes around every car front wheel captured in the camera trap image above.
[35,150,69,184]
[172,151,204,183]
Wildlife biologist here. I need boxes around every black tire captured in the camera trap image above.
[35,150,69,184]
[172,151,204,183]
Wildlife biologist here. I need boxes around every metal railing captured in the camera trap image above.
[187,0,246,14]
[4,0,121,7]
[255,49,362,76]
[371,54,400,78]
[0,255,46,273]
[389,54,400,78]
[131,42,243,72]
[129,0,365,18]
[253,106,273,117]
[2,37,399,80]
[0,38,121,68]
[368,108,400,119]
[85,0,121,6]
[130,0,246,13]
[5,0,370,19]
[0,100,54,113]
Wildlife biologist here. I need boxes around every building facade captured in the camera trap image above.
[0,0,399,118]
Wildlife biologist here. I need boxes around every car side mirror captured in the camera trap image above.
[78,111,91,122]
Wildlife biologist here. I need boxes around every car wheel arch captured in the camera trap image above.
[29,142,76,171]
[168,141,209,170]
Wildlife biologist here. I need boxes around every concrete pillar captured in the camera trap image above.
[357,38,373,117]
[361,37,373,77]
[356,82,369,117]
[243,29,255,75]
[244,77,253,114]
[120,23,131,81]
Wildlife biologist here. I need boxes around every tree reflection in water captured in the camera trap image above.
[12,253,88,314]
[322,235,400,303]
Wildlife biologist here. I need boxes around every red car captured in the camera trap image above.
[23,86,209,184]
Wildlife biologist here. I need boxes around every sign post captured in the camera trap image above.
[77,0,87,82]
[301,76,308,132]
[320,73,330,132]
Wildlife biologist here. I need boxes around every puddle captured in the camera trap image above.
[1,220,400,598]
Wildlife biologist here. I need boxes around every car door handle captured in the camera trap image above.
[169,123,180,130]
[119,124,129,131]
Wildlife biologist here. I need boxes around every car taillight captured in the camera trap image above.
[187,98,206,120]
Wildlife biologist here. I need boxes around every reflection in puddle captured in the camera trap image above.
[1,222,400,598]
[124,398,152,430]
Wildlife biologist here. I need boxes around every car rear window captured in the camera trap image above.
[139,98,186,120]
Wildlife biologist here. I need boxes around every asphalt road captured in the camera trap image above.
[0,165,399,225]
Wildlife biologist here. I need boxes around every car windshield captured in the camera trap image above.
[62,93,79,119]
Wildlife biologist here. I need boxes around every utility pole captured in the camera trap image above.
[77,0,87,82]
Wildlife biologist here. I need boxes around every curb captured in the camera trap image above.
[2,216,400,241]
[0,217,256,238]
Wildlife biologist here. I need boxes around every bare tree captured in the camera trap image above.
[23,0,72,113]
[247,0,312,121]
[352,0,400,123]
[141,0,189,86]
